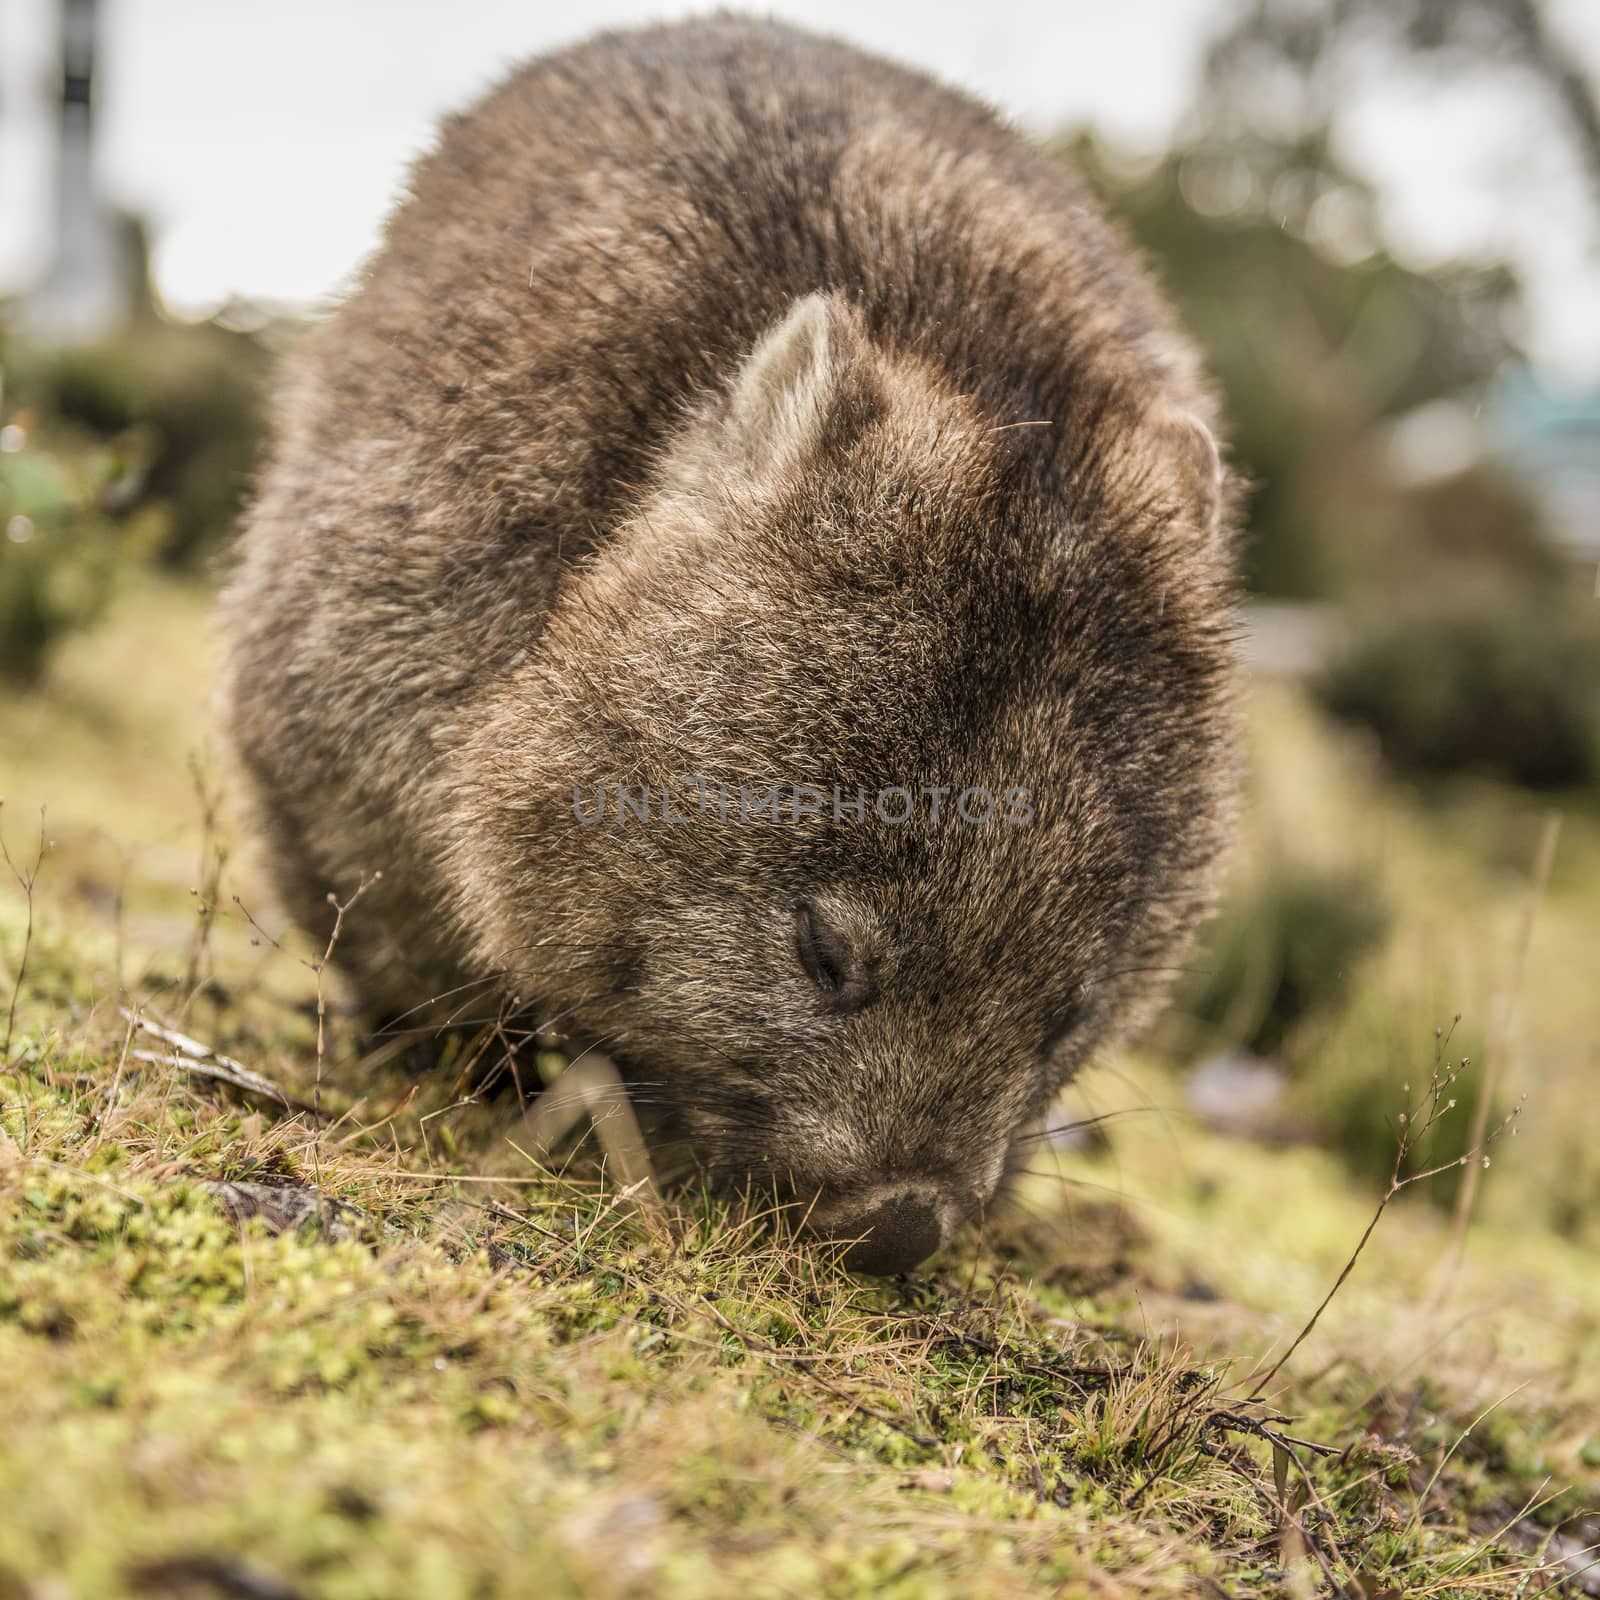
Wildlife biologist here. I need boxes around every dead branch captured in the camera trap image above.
[120,1007,318,1116]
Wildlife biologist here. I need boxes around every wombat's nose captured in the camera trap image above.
[831,1187,945,1275]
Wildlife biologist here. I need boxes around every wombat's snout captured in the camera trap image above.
[812,1184,949,1275]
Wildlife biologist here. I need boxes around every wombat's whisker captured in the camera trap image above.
[495,989,633,1043]
[374,972,510,1031]
[1081,964,1210,990]
[1007,1168,1164,1214]
[1017,1107,1154,1144]
[497,937,643,954]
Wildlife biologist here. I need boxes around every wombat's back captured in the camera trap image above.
[222,17,1225,1018]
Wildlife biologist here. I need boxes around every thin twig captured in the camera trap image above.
[310,876,379,1185]
[1209,1408,1340,1460]
[181,755,229,1012]
[1248,1029,1519,1399]
[1,803,49,1065]
[119,1007,318,1115]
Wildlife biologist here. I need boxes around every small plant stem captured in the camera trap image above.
[1247,1177,1394,1401]
[1250,1019,1512,1399]
[311,877,378,1189]
[1,805,48,1066]
[1440,810,1560,1284]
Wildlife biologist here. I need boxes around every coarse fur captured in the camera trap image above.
[221,15,1241,1269]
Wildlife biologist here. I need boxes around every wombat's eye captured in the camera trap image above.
[793,899,875,1011]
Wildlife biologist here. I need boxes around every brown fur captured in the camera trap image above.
[221,15,1240,1270]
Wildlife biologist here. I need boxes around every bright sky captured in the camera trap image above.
[2,0,1598,383]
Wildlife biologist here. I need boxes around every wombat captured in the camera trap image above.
[221,16,1239,1273]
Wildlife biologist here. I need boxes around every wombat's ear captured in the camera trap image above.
[1164,408,1226,541]
[726,292,872,470]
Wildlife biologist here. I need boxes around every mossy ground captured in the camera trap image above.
[2,573,1597,1598]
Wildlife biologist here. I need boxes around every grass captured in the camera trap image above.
[2,572,1598,1598]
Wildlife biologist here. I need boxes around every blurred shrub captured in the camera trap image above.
[1293,1003,1491,1208]
[1388,462,1562,589]
[1545,1115,1600,1246]
[19,319,269,569]
[1176,867,1389,1059]
[0,437,118,681]
[1067,135,1555,603]
[1317,587,1600,790]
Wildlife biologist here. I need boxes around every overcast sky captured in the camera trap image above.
[2,0,1598,383]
